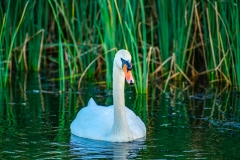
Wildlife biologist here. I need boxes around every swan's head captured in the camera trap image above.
[114,50,134,85]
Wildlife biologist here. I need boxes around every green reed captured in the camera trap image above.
[0,14,6,88]
[125,25,142,93]
[51,0,100,86]
[154,0,194,81]
[22,1,46,71]
[133,95,148,123]
[124,0,143,93]
[154,0,170,67]
[98,0,116,88]
[1,0,240,92]
[118,0,151,94]
[227,0,240,90]
[0,0,29,86]
[200,1,234,84]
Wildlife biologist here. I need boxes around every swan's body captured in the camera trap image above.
[70,50,146,142]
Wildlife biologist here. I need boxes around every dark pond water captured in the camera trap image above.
[0,73,240,159]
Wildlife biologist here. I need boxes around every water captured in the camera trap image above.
[0,73,240,159]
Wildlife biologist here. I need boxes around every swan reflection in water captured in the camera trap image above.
[70,135,146,159]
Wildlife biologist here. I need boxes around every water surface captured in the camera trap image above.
[0,73,239,159]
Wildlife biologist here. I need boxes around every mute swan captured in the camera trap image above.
[70,49,146,142]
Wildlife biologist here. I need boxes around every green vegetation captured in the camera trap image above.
[0,0,240,93]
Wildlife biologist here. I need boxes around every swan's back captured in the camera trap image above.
[71,98,114,140]
[70,98,146,141]
[125,107,146,139]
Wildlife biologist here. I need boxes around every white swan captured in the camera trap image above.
[70,49,146,142]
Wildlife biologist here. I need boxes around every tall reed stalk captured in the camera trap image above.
[228,1,240,90]
[0,0,29,86]
[200,1,233,85]
[1,0,240,92]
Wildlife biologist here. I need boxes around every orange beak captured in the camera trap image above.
[123,65,134,85]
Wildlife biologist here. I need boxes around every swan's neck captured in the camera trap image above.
[109,61,133,142]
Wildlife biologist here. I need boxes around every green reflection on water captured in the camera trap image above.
[0,73,240,159]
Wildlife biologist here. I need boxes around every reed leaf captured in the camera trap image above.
[0,0,240,93]
[4,1,29,86]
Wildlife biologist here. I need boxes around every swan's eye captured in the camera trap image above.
[121,58,132,71]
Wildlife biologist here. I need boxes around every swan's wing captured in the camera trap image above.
[87,98,97,106]
[70,99,114,140]
[125,107,146,139]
